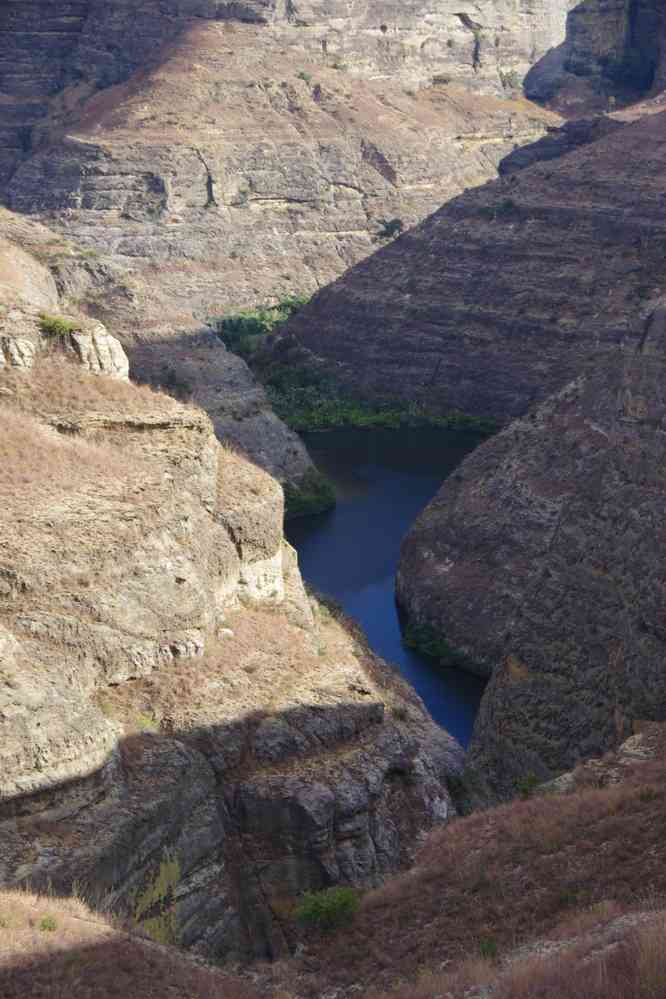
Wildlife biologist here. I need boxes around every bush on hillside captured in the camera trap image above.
[294,887,359,932]
[38,313,81,338]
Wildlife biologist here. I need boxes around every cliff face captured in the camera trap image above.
[0,1,566,477]
[397,342,666,794]
[275,101,666,424]
[0,345,461,960]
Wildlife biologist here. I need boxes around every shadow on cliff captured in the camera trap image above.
[0,682,439,961]
[523,0,664,106]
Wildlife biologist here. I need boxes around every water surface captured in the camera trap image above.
[286,428,486,746]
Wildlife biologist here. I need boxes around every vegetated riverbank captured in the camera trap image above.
[286,428,487,745]
[212,297,497,518]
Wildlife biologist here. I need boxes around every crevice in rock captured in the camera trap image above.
[454,12,483,72]
[194,148,218,209]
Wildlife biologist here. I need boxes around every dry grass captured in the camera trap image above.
[0,406,130,502]
[0,889,258,999]
[283,737,666,996]
[494,915,666,999]
[0,357,180,417]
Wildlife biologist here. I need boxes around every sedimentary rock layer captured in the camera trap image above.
[398,342,666,794]
[277,103,666,423]
[0,2,565,476]
[0,356,461,960]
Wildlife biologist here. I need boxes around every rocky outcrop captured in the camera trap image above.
[0,225,129,379]
[0,359,462,961]
[397,343,666,795]
[525,0,665,112]
[274,98,666,424]
[0,1,568,479]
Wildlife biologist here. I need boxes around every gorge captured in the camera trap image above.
[2,0,666,994]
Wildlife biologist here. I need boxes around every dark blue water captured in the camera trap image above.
[286,428,486,746]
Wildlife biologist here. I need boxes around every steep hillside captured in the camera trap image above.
[0,350,463,961]
[526,0,665,110]
[0,207,313,485]
[253,725,666,998]
[0,890,258,999]
[274,100,666,426]
[397,345,666,792]
[0,1,566,476]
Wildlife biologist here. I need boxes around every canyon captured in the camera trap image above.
[0,271,462,962]
[3,0,666,987]
[0,0,572,485]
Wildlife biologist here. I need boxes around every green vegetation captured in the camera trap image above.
[131,851,181,946]
[479,937,498,961]
[402,622,478,671]
[284,466,336,520]
[134,711,160,733]
[263,362,497,434]
[516,772,541,800]
[38,313,81,338]
[296,70,312,84]
[294,886,359,932]
[216,294,498,439]
[38,915,58,933]
[213,294,310,360]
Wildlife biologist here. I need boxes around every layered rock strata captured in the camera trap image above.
[0,357,462,960]
[398,343,666,794]
[0,2,566,478]
[276,103,666,424]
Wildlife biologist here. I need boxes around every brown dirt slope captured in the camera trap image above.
[0,890,258,999]
[262,725,666,998]
[0,356,462,964]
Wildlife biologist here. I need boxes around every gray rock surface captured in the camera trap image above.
[0,1,566,480]
[0,359,462,960]
[274,95,666,425]
[0,225,129,379]
[398,342,666,795]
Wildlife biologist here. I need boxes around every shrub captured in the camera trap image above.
[297,70,312,84]
[376,217,404,240]
[479,937,498,961]
[38,915,58,933]
[213,294,310,359]
[294,887,359,932]
[402,622,475,671]
[284,467,336,520]
[516,773,541,800]
[38,313,81,338]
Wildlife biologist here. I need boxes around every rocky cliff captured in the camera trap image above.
[0,1,566,478]
[274,99,666,424]
[0,344,462,960]
[397,343,666,794]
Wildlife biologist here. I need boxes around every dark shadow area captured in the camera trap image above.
[0,932,259,999]
[524,0,664,106]
[0,684,452,964]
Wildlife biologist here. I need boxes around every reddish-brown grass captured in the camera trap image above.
[0,890,259,999]
[287,736,666,996]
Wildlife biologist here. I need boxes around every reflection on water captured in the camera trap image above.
[286,428,486,747]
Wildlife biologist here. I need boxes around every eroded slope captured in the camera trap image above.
[0,355,462,961]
